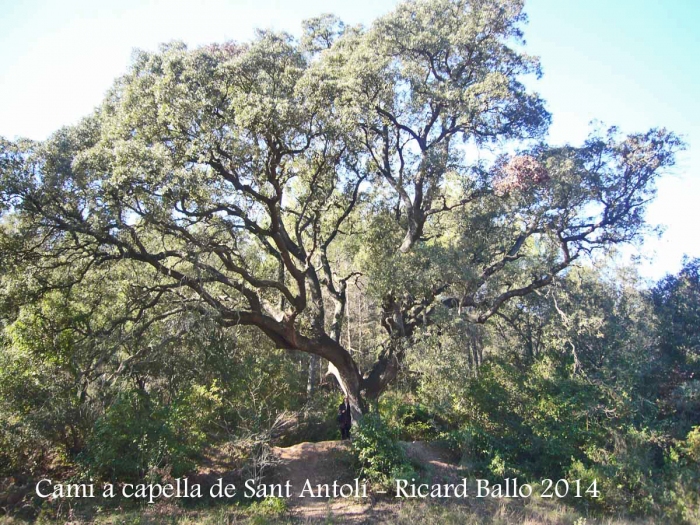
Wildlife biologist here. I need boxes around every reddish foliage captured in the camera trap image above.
[494,155,549,195]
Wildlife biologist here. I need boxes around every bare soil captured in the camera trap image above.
[270,440,372,522]
[269,439,470,523]
[399,440,463,483]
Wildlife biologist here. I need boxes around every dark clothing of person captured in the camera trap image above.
[337,400,352,439]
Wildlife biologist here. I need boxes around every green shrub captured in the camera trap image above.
[380,394,444,441]
[82,384,221,481]
[351,412,414,487]
[682,425,700,462]
[0,342,91,476]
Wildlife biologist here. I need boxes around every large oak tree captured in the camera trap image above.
[0,0,682,419]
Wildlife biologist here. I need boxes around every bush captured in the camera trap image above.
[351,412,414,487]
[380,394,444,441]
[82,384,221,481]
[0,342,92,477]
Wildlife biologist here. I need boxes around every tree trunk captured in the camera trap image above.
[306,354,319,397]
[326,358,365,423]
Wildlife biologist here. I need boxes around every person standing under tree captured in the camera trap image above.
[337,397,352,439]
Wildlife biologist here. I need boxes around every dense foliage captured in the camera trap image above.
[387,262,700,521]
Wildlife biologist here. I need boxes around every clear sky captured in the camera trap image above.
[1,0,698,282]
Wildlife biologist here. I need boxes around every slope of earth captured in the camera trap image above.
[270,440,371,522]
[268,440,492,523]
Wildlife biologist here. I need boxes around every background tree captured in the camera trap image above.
[0,0,682,419]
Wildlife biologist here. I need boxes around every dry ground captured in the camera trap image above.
[263,440,657,525]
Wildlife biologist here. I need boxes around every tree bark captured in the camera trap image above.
[326,355,365,423]
[306,354,319,397]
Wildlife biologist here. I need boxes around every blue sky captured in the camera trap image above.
[1,0,698,281]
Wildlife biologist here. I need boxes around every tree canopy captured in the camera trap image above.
[0,0,683,418]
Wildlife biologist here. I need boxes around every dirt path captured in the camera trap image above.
[400,440,463,484]
[269,440,469,522]
[270,440,372,522]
